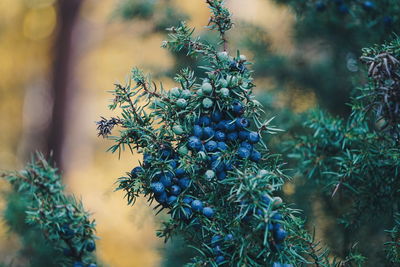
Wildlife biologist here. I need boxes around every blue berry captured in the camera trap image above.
[175,168,186,177]
[211,111,223,122]
[383,16,393,26]
[215,131,226,141]
[274,228,287,242]
[160,148,173,159]
[73,262,84,267]
[151,182,165,195]
[224,120,236,132]
[155,191,167,203]
[272,213,282,221]
[160,175,173,187]
[167,195,178,205]
[213,245,223,255]
[215,120,227,131]
[86,240,96,252]
[61,224,74,237]
[273,263,283,267]
[240,141,253,151]
[235,117,250,129]
[232,101,244,116]
[211,160,225,173]
[225,162,233,171]
[205,140,218,152]
[248,131,260,144]
[216,171,227,180]
[183,197,193,204]
[211,234,222,244]
[362,1,374,10]
[178,178,191,189]
[215,255,225,264]
[179,207,193,219]
[261,194,271,206]
[238,130,249,140]
[88,264,97,267]
[227,132,238,142]
[198,116,211,126]
[203,207,215,218]
[191,200,204,212]
[193,125,203,138]
[225,234,234,241]
[203,127,215,139]
[250,149,261,162]
[217,142,228,151]
[315,1,326,11]
[188,136,202,151]
[169,160,178,169]
[130,166,143,178]
[170,185,181,195]
[237,147,251,159]
[338,4,349,14]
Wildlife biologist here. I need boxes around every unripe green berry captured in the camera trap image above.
[202,83,213,94]
[181,90,192,99]
[217,51,229,61]
[178,145,189,155]
[172,125,184,135]
[205,170,215,180]
[202,98,213,109]
[171,87,181,97]
[220,88,230,97]
[176,98,187,108]
[219,79,228,88]
[197,89,204,96]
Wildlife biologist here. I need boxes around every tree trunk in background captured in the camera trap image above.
[46,0,83,171]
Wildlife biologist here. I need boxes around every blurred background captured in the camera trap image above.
[0,0,396,266]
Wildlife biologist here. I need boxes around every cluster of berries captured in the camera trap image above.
[60,224,97,267]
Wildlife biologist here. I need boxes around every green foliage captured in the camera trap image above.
[292,37,400,265]
[98,1,364,266]
[2,153,98,267]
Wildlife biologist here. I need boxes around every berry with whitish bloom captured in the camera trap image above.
[202,82,213,94]
[232,101,244,116]
[217,142,228,151]
[250,149,261,162]
[193,125,203,138]
[215,131,226,141]
[217,51,229,61]
[219,78,228,88]
[211,111,223,122]
[170,185,182,195]
[178,177,191,189]
[178,145,189,155]
[170,87,181,97]
[167,195,177,205]
[191,200,204,212]
[215,255,225,264]
[176,98,187,108]
[151,182,165,195]
[203,207,215,218]
[172,125,184,135]
[188,136,202,151]
[225,234,234,241]
[237,147,251,159]
[198,116,211,126]
[205,169,215,180]
[86,240,96,252]
[181,89,192,99]
[203,98,214,109]
[248,131,260,143]
[220,88,230,97]
[130,166,143,178]
[235,117,250,129]
[205,140,218,152]
[203,127,215,139]
[197,88,203,96]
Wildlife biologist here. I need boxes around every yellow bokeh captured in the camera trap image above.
[23,5,56,40]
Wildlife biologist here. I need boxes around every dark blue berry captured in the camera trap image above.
[216,171,227,180]
[179,207,193,219]
[203,127,215,139]
[237,147,251,159]
[272,213,282,221]
[86,240,96,252]
[250,149,261,162]
[215,120,227,131]
[155,191,168,203]
[193,125,203,138]
[203,207,215,218]
[274,228,287,242]
[151,182,165,195]
[191,200,204,212]
[248,131,260,144]
[160,148,173,159]
[197,116,211,126]
[383,16,393,27]
[211,111,223,122]
[338,4,349,14]
[238,130,249,140]
[205,140,218,152]
[232,101,244,116]
[215,255,225,264]
[362,1,374,10]
[235,117,250,129]
[167,195,178,205]
[215,131,226,141]
[224,120,236,132]
[211,234,222,244]
[61,224,74,237]
[160,175,173,187]
[261,194,271,206]
[130,166,143,178]
[211,160,225,173]
[170,185,181,195]
[168,160,178,169]
[227,132,238,142]
[183,197,193,204]
[188,136,202,151]
[225,234,234,241]
[178,177,191,189]
[217,142,228,151]
[225,162,233,171]
[240,141,253,151]
[73,262,84,267]
[315,1,326,11]
[175,168,186,177]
